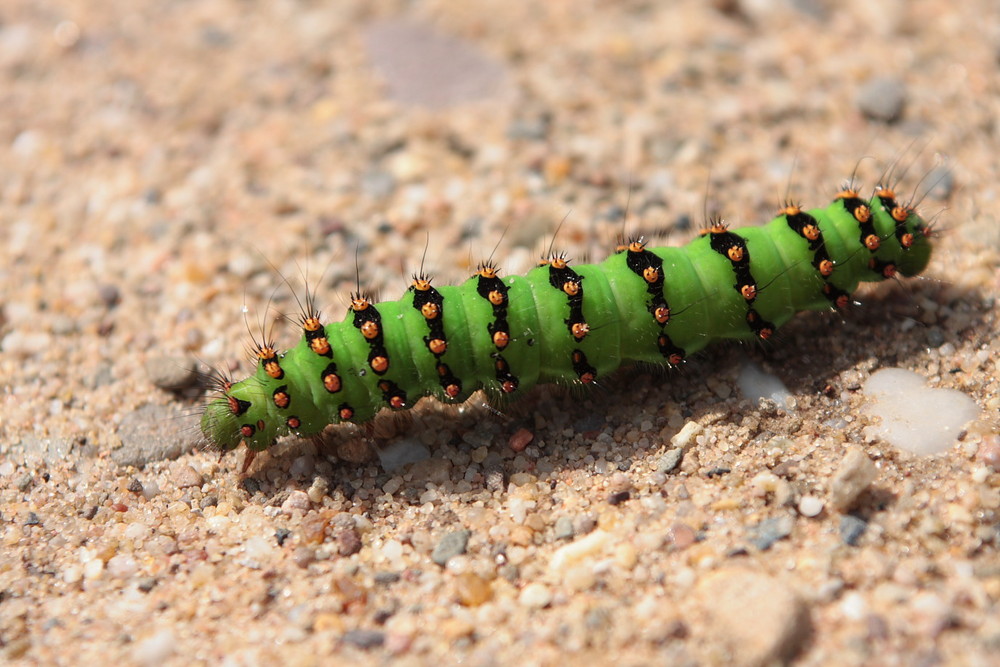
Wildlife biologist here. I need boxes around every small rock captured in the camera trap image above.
[145,356,200,392]
[98,284,121,308]
[518,582,552,609]
[107,554,139,579]
[137,577,157,593]
[115,404,199,467]
[671,421,703,450]
[829,447,878,511]
[132,630,176,666]
[975,434,1000,472]
[696,568,811,666]
[553,516,575,540]
[657,448,683,473]
[337,527,363,556]
[455,572,493,607]
[840,514,868,546]
[281,490,312,514]
[748,515,794,551]
[856,76,906,122]
[171,464,204,489]
[431,529,470,566]
[342,629,385,650]
[798,495,824,518]
[508,428,534,452]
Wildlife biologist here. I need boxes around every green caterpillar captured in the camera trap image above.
[201,183,932,465]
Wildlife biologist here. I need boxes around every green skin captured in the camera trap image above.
[202,193,932,453]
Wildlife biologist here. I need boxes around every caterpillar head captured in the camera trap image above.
[891,210,933,278]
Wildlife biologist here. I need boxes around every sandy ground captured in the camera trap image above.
[1,1,999,665]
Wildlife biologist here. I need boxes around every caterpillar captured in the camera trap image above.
[201,182,933,467]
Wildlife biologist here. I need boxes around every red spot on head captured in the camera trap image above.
[286,416,300,429]
[501,380,517,393]
[580,372,595,384]
[339,407,354,421]
[668,353,684,365]
[390,396,406,409]
[445,383,461,398]
[241,424,256,438]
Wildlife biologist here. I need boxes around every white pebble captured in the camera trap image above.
[132,630,176,666]
[519,583,552,609]
[671,421,704,450]
[797,495,824,518]
[863,368,979,455]
[107,554,138,579]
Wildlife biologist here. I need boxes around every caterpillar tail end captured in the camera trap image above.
[898,226,933,278]
[201,398,244,452]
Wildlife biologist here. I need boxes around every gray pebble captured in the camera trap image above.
[506,114,551,141]
[114,404,200,467]
[431,529,471,566]
[342,629,385,650]
[554,515,575,540]
[145,356,200,392]
[98,284,121,308]
[748,514,794,551]
[856,76,906,122]
[361,169,396,199]
[657,448,684,474]
[840,514,868,546]
[13,437,73,467]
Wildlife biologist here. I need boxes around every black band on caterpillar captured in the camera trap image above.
[201,186,933,458]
